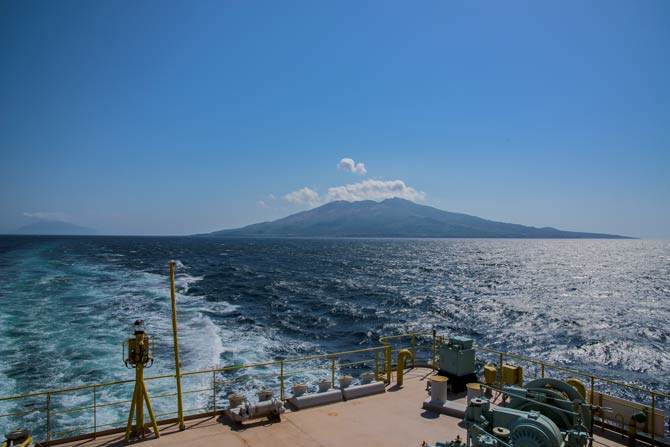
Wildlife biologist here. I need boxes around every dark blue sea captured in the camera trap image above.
[0,236,669,436]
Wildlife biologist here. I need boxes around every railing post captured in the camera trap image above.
[499,353,504,387]
[93,386,97,438]
[375,349,380,380]
[46,393,51,446]
[212,371,217,414]
[331,356,336,388]
[588,376,595,447]
[411,335,416,368]
[169,260,186,431]
[541,364,545,378]
[651,392,655,444]
[280,361,285,401]
[385,344,392,384]
[431,330,436,370]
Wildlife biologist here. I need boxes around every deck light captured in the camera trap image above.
[123,320,159,440]
[133,319,145,335]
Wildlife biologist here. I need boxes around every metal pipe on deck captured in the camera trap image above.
[169,261,186,431]
[396,349,414,386]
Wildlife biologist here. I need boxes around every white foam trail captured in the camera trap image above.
[0,251,256,437]
[174,273,204,293]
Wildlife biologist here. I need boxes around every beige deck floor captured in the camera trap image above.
[58,368,651,447]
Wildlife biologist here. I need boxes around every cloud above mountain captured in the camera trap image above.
[282,179,425,208]
[284,187,321,207]
[270,157,424,210]
[337,158,367,175]
[326,179,424,202]
[22,211,69,222]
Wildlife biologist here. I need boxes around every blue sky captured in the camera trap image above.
[1,1,668,237]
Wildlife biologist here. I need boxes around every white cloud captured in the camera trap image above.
[326,179,425,203]
[22,211,69,222]
[256,200,269,208]
[284,187,321,207]
[337,158,367,175]
[282,179,425,209]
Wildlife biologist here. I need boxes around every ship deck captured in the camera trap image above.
[57,368,651,447]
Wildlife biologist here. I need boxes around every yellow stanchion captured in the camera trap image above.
[169,260,186,431]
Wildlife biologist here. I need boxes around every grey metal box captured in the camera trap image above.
[449,336,474,350]
[439,345,475,377]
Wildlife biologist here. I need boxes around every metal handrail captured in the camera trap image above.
[1,332,668,445]
[0,374,176,402]
[475,345,670,399]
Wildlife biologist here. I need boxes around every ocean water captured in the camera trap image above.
[0,236,669,437]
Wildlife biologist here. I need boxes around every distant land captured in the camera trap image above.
[198,198,631,239]
[13,220,98,236]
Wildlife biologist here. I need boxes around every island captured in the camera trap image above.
[197,198,630,239]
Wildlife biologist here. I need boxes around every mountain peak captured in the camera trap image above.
[13,220,98,236]
[198,199,629,239]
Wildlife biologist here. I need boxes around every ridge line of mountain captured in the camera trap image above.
[196,198,631,239]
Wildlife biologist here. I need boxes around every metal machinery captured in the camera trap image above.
[423,435,464,447]
[439,336,478,393]
[463,378,591,447]
[503,379,591,433]
[1,430,31,447]
[123,320,160,441]
[223,398,285,424]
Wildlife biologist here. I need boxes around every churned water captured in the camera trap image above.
[0,236,669,437]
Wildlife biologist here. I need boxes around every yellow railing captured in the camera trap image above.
[0,344,393,445]
[379,332,440,382]
[0,333,668,445]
